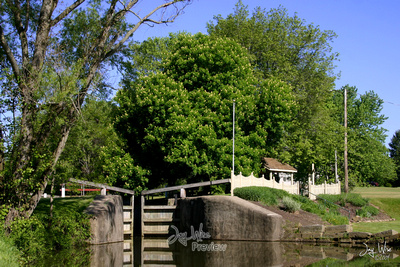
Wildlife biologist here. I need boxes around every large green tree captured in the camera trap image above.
[55,98,147,192]
[0,0,191,224]
[115,33,294,189]
[389,130,400,186]
[331,85,396,187]
[207,2,339,179]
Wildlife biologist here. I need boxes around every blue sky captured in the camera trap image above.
[132,0,400,146]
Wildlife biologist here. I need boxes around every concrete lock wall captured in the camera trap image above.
[178,196,283,241]
[85,195,124,244]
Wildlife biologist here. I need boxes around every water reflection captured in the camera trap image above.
[40,238,400,266]
[132,238,399,267]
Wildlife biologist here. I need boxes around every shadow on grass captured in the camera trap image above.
[34,196,95,216]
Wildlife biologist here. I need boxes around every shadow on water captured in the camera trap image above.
[39,238,400,266]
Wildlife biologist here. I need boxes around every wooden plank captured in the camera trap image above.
[141,179,231,195]
[69,178,135,195]
[143,205,177,210]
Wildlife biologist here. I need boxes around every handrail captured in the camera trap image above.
[69,178,135,195]
[141,179,231,196]
[302,189,351,220]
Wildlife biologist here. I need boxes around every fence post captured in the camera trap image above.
[231,171,234,196]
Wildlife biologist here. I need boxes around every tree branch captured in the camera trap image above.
[107,0,189,58]
[50,0,86,27]
[5,0,30,73]
[0,25,20,79]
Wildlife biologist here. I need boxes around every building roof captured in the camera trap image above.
[262,158,297,173]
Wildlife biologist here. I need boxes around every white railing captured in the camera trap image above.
[308,179,341,200]
[231,172,300,196]
[230,172,341,200]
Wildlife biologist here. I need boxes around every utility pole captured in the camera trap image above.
[232,100,235,174]
[344,87,349,193]
[335,150,338,183]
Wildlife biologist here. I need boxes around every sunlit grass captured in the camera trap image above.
[351,187,400,233]
[34,196,95,216]
[353,187,400,199]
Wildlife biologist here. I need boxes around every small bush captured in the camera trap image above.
[318,193,369,207]
[282,196,301,213]
[344,193,369,207]
[234,186,291,206]
[322,212,349,225]
[356,205,380,218]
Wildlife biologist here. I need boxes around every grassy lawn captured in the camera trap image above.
[353,186,400,199]
[351,187,400,233]
[34,196,95,216]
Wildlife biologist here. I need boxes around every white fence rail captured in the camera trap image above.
[230,172,341,200]
[231,172,300,196]
[308,179,341,200]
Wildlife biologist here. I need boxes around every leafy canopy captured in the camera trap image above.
[115,33,294,189]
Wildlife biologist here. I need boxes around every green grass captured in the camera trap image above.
[351,187,400,233]
[34,196,95,216]
[234,186,349,225]
[353,186,400,199]
[0,231,21,266]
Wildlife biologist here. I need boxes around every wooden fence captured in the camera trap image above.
[230,172,341,199]
[308,179,341,200]
[230,172,300,196]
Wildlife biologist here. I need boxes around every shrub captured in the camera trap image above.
[0,230,21,267]
[356,205,380,218]
[8,209,91,263]
[318,193,369,207]
[281,196,301,213]
[344,193,369,207]
[322,212,349,225]
[234,186,291,206]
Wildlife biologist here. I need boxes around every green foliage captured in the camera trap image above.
[281,196,301,213]
[207,2,340,180]
[0,230,21,266]
[234,186,348,225]
[234,186,289,206]
[321,212,349,225]
[9,216,48,260]
[389,130,400,186]
[356,205,380,218]
[331,86,396,187]
[319,193,369,207]
[0,0,191,222]
[8,197,92,263]
[116,33,294,188]
[55,98,147,193]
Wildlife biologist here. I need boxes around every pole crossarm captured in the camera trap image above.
[69,178,135,195]
[141,179,231,196]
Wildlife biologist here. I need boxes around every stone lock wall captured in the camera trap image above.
[85,195,124,244]
[178,196,283,241]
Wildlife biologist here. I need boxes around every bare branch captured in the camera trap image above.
[107,0,189,57]
[51,0,86,27]
[5,0,30,71]
[0,25,20,79]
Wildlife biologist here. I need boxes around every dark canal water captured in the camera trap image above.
[39,237,400,266]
